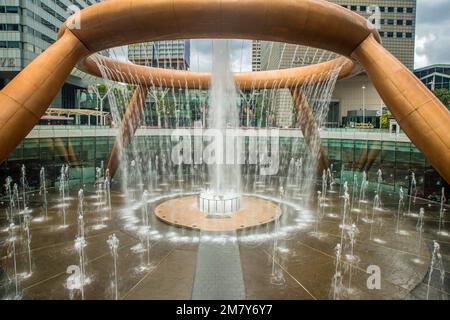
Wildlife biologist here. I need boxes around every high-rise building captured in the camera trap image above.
[128,40,191,70]
[252,40,261,71]
[253,0,417,127]
[0,0,97,107]
[415,64,450,91]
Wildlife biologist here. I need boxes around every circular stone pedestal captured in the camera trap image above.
[155,195,279,231]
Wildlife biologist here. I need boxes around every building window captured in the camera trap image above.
[388,7,394,13]
[5,6,19,13]
[406,20,413,26]
[360,5,366,11]
[397,7,404,13]
[405,33,412,38]
[397,20,403,26]
[387,32,394,38]
[380,7,385,12]
[397,32,403,38]
[387,19,394,25]
[406,7,414,14]
[350,5,357,11]
[379,31,385,37]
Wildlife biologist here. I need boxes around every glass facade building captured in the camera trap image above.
[128,40,191,70]
[0,0,97,106]
[1,126,447,200]
[415,64,450,91]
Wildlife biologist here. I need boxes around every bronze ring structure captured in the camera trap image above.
[83,55,354,177]
[0,0,449,183]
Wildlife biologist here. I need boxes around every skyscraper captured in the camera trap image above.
[253,0,417,127]
[0,0,97,107]
[128,40,191,70]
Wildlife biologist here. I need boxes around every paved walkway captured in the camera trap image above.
[192,232,245,300]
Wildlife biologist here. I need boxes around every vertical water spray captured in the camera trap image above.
[74,236,87,300]
[426,240,445,300]
[408,172,417,215]
[59,166,67,226]
[5,177,14,224]
[438,188,446,235]
[199,40,241,215]
[39,167,48,218]
[8,223,20,299]
[416,207,425,254]
[20,165,27,213]
[396,187,404,233]
[107,234,120,300]
[23,214,32,276]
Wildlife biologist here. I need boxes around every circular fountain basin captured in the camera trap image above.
[198,191,241,215]
[155,195,279,231]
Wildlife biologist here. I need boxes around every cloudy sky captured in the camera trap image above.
[415,0,450,68]
[111,0,449,71]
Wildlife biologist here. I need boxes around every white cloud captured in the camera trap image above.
[190,39,252,72]
[415,0,450,68]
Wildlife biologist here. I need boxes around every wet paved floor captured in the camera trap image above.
[192,231,245,300]
[0,181,448,300]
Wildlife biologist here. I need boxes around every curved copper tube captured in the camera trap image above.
[108,85,149,177]
[0,0,448,184]
[0,30,88,164]
[353,34,450,184]
[79,55,356,90]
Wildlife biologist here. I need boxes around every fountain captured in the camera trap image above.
[270,208,285,285]
[339,188,350,248]
[107,234,120,300]
[331,243,343,300]
[13,183,20,221]
[5,176,14,224]
[376,168,382,196]
[0,27,445,301]
[426,240,445,300]
[416,208,425,254]
[77,189,85,239]
[74,236,87,300]
[358,171,368,208]
[438,188,446,235]
[396,187,405,233]
[321,169,327,200]
[142,190,150,227]
[23,214,32,276]
[408,171,417,215]
[346,223,359,292]
[198,40,241,216]
[20,165,27,213]
[105,169,112,218]
[315,191,322,234]
[39,167,48,218]
[7,223,20,299]
[369,192,381,240]
[59,166,67,226]
[351,172,358,212]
